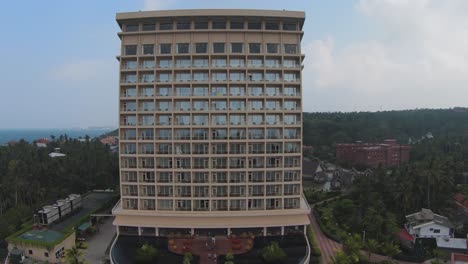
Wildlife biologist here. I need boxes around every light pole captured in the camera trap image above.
[362,230,366,243]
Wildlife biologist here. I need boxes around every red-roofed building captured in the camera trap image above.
[336,139,411,168]
[452,253,468,264]
[35,138,50,148]
[100,136,118,146]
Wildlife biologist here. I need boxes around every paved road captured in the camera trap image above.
[84,217,115,264]
[308,211,341,263]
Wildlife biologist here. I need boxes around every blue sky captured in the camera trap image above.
[0,0,467,128]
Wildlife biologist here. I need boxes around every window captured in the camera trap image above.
[284,73,298,82]
[230,72,245,81]
[284,58,298,68]
[265,22,279,30]
[193,87,209,96]
[433,229,440,233]
[230,21,244,29]
[126,24,139,32]
[177,21,191,29]
[283,23,297,31]
[212,58,227,68]
[265,72,280,82]
[124,60,137,69]
[44,252,49,257]
[249,43,261,53]
[231,43,243,53]
[160,44,171,54]
[212,86,227,96]
[142,23,155,31]
[28,250,33,255]
[176,43,190,54]
[158,58,172,68]
[230,58,244,67]
[195,21,208,29]
[195,43,208,53]
[248,58,263,67]
[175,58,191,68]
[267,43,279,54]
[230,86,245,96]
[248,22,262,29]
[284,44,298,54]
[193,72,209,81]
[212,72,227,82]
[212,21,226,29]
[124,45,137,55]
[266,58,281,68]
[213,43,225,53]
[141,59,155,69]
[193,58,208,67]
[142,44,154,55]
[159,21,173,30]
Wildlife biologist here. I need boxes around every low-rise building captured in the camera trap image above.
[405,208,454,239]
[35,138,50,148]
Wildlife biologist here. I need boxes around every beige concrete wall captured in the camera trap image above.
[8,232,75,264]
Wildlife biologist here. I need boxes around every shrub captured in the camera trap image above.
[226,252,234,261]
[136,243,159,264]
[260,241,287,264]
[183,252,193,264]
[306,225,321,257]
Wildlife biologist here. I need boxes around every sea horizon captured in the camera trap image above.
[0,127,116,144]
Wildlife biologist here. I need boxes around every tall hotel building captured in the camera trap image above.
[113,9,310,237]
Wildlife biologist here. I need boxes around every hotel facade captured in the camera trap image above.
[113,9,310,238]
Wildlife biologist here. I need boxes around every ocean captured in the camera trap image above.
[0,128,116,145]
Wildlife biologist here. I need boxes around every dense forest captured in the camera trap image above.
[0,136,118,247]
[303,108,468,159]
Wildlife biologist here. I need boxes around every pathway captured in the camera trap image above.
[84,217,115,264]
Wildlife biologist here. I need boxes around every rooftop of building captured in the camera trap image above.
[7,190,116,248]
[405,208,453,228]
[116,9,305,27]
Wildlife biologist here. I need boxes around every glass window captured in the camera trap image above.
[230,115,245,125]
[248,22,262,29]
[193,58,208,67]
[177,22,191,30]
[284,73,298,82]
[230,21,244,29]
[176,87,191,96]
[124,45,137,55]
[212,72,227,82]
[157,87,171,96]
[142,23,155,31]
[142,44,154,55]
[193,87,209,96]
[158,58,172,68]
[230,58,245,67]
[159,21,173,30]
[141,74,154,83]
[212,21,226,29]
[194,21,208,29]
[213,43,225,53]
[231,43,243,53]
[230,72,245,81]
[284,86,298,96]
[126,24,139,32]
[229,100,245,110]
[266,58,281,68]
[160,44,171,54]
[229,86,245,96]
[265,22,279,30]
[158,73,172,82]
[249,43,261,53]
[175,72,191,82]
[249,86,263,96]
[212,58,227,68]
[248,114,263,125]
[284,58,298,68]
[266,43,279,54]
[265,72,280,82]
[284,44,298,54]
[141,59,155,69]
[248,58,263,67]
[193,100,208,109]
[212,115,227,125]
[124,60,137,69]
[176,43,190,54]
[283,23,297,31]
[195,43,208,53]
[212,86,227,96]
[175,58,191,68]
[266,86,281,96]
[193,72,209,81]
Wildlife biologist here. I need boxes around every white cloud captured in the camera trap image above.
[303,0,468,111]
[143,0,172,11]
[48,59,112,82]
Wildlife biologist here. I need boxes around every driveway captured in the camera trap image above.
[84,217,115,264]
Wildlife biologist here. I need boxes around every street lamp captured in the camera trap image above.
[362,230,366,243]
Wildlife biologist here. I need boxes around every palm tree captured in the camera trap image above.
[330,251,352,264]
[63,246,87,264]
[364,239,380,260]
[381,242,401,260]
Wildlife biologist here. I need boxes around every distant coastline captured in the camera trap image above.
[0,128,116,144]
